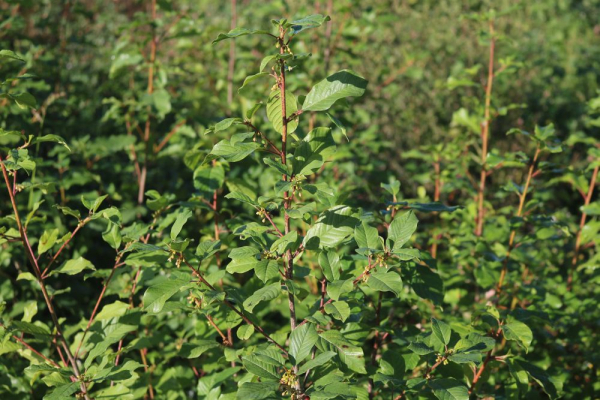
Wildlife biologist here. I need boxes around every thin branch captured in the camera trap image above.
[181,256,288,355]
[567,163,599,290]
[0,155,90,400]
[41,218,89,279]
[475,19,496,237]
[496,146,541,293]
[153,119,187,154]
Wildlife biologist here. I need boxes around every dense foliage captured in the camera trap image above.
[1,1,599,399]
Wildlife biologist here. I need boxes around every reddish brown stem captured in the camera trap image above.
[475,20,495,237]
[567,163,599,290]
[182,257,288,355]
[469,350,494,393]
[153,119,187,154]
[226,0,237,106]
[497,146,541,293]
[0,323,61,368]
[430,157,442,258]
[41,219,89,279]
[0,155,90,399]
[138,0,157,205]
[74,252,125,359]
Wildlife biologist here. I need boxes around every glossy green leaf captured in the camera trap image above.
[290,323,318,365]
[302,70,368,111]
[266,89,299,134]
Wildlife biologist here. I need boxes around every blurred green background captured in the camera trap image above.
[1,0,598,204]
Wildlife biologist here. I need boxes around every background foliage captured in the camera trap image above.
[1,0,599,399]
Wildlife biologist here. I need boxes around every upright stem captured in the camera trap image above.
[0,156,90,400]
[278,31,296,331]
[368,292,383,399]
[226,0,237,107]
[138,0,157,204]
[430,156,441,258]
[567,163,599,290]
[278,28,301,394]
[497,146,541,293]
[475,19,495,237]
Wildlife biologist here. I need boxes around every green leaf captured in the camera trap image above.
[208,118,243,134]
[209,137,261,163]
[21,301,37,323]
[213,28,272,44]
[390,201,461,213]
[237,324,254,340]
[290,14,331,35]
[179,340,220,358]
[197,367,241,395]
[517,360,561,399]
[227,246,260,274]
[454,332,496,354]
[431,318,452,346]
[271,231,299,254]
[407,341,435,355]
[387,210,418,251]
[304,206,359,250]
[38,228,59,255]
[324,301,351,322]
[9,92,37,109]
[239,72,270,93]
[243,282,280,312]
[263,157,289,175]
[0,49,25,62]
[367,271,402,296]
[290,323,318,365]
[412,265,444,304]
[254,260,280,283]
[102,221,121,249]
[92,360,144,382]
[152,88,171,116]
[429,378,469,400]
[319,251,341,282]
[302,70,367,112]
[292,127,336,176]
[194,163,225,198]
[297,351,337,374]
[503,320,533,352]
[43,382,80,400]
[95,301,130,321]
[196,240,221,260]
[327,279,353,301]
[266,89,299,134]
[143,276,190,313]
[11,321,51,336]
[318,330,365,374]
[236,382,279,400]
[32,134,70,151]
[170,208,193,241]
[242,353,279,380]
[355,221,380,251]
[326,112,348,140]
[225,191,259,207]
[49,257,95,276]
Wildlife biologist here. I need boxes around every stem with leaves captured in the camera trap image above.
[497,145,541,293]
[567,163,599,290]
[0,156,90,400]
